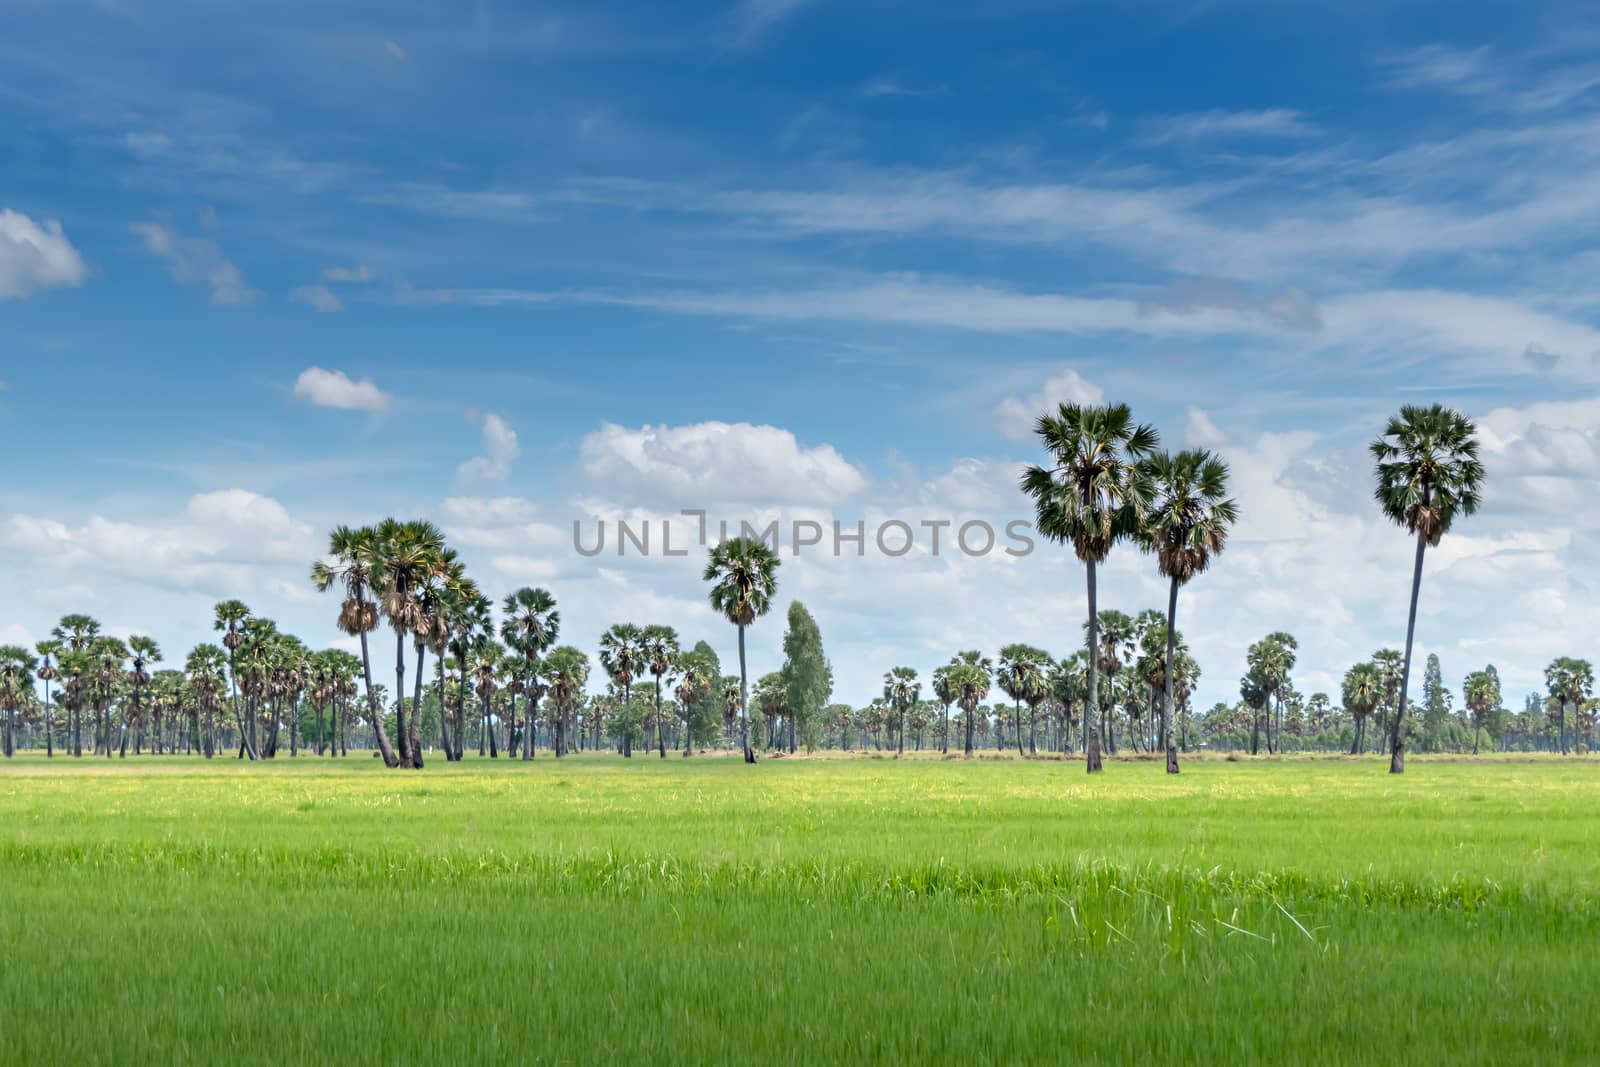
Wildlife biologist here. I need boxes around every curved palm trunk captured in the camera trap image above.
[1390,532,1427,775]
[394,631,413,768]
[1163,575,1181,775]
[358,627,399,768]
[1085,559,1104,774]
[738,624,755,764]
[227,653,259,761]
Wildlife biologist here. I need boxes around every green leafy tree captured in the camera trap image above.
[781,601,831,754]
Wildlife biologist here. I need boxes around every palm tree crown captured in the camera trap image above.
[1371,404,1484,546]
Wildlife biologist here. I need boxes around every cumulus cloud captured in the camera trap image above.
[292,366,392,412]
[458,412,520,482]
[0,209,88,299]
[2,490,315,594]
[1185,406,1232,448]
[131,221,258,305]
[992,368,1103,441]
[579,421,868,506]
[290,284,343,312]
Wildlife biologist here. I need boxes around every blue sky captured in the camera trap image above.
[3,0,1598,712]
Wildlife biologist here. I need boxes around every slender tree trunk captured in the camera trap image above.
[739,625,755,763]
[1085,559,1104,774]
[656,677,667,759]
[44,682,53,757]
[1391,533,1427,774]
[359,626,399,768]
[525,689,538,761]
[393,630,414,768]
[1163,575,1181,775]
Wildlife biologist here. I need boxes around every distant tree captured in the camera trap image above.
[1342,662,1383,755]
[781,602,831,754]
[703,537,780,764]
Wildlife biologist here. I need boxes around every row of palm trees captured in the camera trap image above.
[0,402,1484,774]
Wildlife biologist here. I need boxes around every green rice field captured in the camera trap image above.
[1,753,1596,1065]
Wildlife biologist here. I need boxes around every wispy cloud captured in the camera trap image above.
[292,367,392,411]
[725,0,818,49]
[290,284,342,312]
[131,220,258,305]
[1138,108,1318,145]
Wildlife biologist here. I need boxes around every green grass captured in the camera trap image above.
[1,753,1597,1064]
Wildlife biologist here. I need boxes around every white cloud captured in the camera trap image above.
[292,366,392,412]
[131,221,258,305]
[1185,407,1231,449]
[0,209,87,299]
[1139,108,1318,144]
[290,284,343,312]
[458,412,520,482]
[579,421,868,506]
[323,264,373,283]
[992,369,1104,441]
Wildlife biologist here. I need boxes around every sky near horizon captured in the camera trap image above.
[3,0,1598,713]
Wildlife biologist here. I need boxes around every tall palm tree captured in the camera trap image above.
[703,537,780,764]
[409,549,472,765]
[1022,402,1158,774]
[643,625,680,759]
[501,587,559,760]
[997,646,1048,758]
[1544,658,1593,757]
[931,666,955,754]
[35,639,61,758]
[1462,668,1501,756]
[52,614,100,757]
[310,527,399,768]
[598,623,645,758]
[883,666,920,758]
[125,636,161,757]
[1371,404,1485,774]
[371,518,447,768]
[1342,662,1382,755]
[674,653,709,757]
[209,601,257,759]
[0,646,39,757]
[186,644,227,758]
[543,645,590,756]
[1139,448,1237,773]
[948,650,992,758]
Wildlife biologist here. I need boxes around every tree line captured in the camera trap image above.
[0,402,1516,771]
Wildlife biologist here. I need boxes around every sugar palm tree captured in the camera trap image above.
[1462,668,1501,755]
[883,666,920,758]
[720,677,741,750]
[209,601,257,759]
[703,537,780,764]
[643,624,680,759]
[931,666,955,754]
[371,518,447,768]
[997,646,1048,758]
[52,614,100,756]
[310,527,399,768]
[1342,662,1382,755]
[674,653,710,757]
[1371,404,1485,774]
[948,650,992,757]
[501,587,559,760]
[186,644,227,758]
[0,646,38,757]
[543,645,589,756]
[125,636,161,757]
[34,639,61,757]
[1543,657,1593,756]
[1139,448,1237,773]
[599,623,646,758]
[1022,402,1158,773]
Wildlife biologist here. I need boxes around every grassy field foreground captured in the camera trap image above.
[1,754,1596,1065]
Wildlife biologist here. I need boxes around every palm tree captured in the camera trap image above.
[125,636,161,757]
[371,518,447,768]
[948,651,992,757]
[501,587,559,760]
[1342,662,1383,755]
[703,537,780,764]
[997,646,1048,758]
[0,646,39,757]
[1139,448,1237,773]
[1371,404,1485,774]
[1544,658,1593,756]
[410,549,472,764]
[883,666,920,758]
[674,653,710,757]
[186,644,228,758]
[1462,668,1501,755]
[543,646,590,755]
[643,625,680,759]
[52,614,100,757]
[1247,634,1296,756]
[34,639,61,758]
[1022,402,1158,773]
[598,623,645,757]
[930,666,955,754]
[719,678,741,750]
[310,527,399,768]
